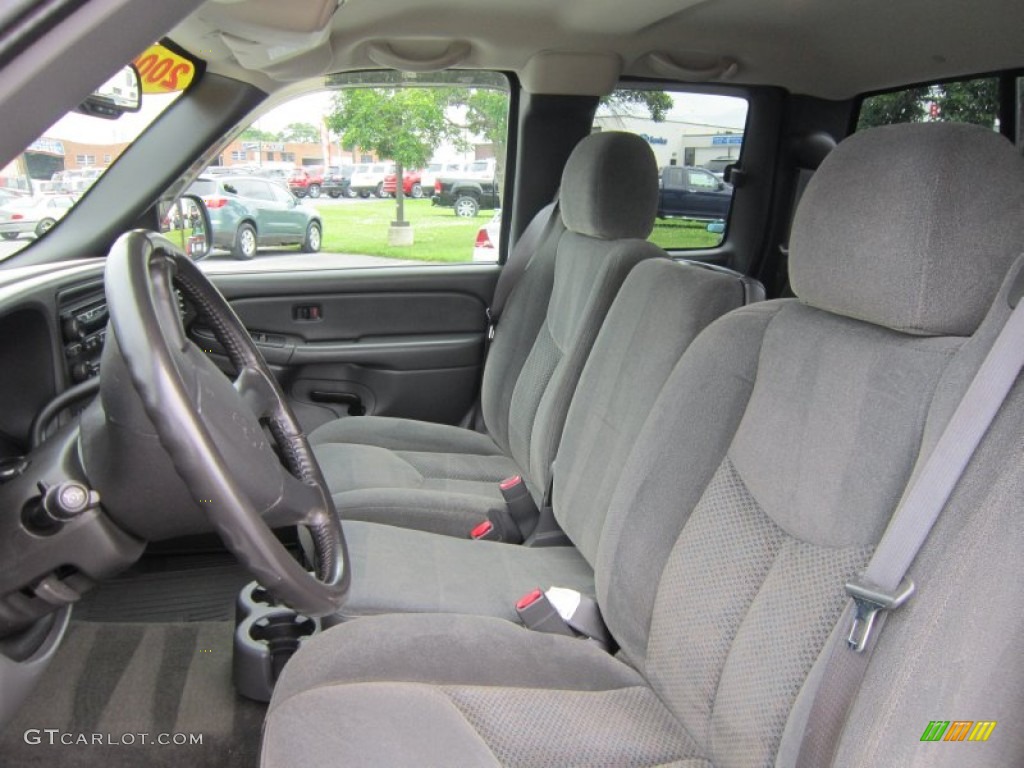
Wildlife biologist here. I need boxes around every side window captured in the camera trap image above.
[595,88,749,251]
[269,183,294,204]
[687,169,720,190]
[857,77,999,132]
[236,180,274,201]
[189,71,510,269]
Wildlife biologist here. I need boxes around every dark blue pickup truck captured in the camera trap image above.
[657,165,733,220]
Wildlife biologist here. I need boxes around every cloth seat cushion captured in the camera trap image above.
[332,521,594,621]
[263,614,704,768]
[311,417,524,538]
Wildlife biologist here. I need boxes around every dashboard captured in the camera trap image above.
[0,260,107,458]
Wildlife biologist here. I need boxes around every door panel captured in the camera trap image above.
[197,265,499,433]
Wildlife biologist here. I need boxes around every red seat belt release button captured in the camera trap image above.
[515,588,575,636]
[470,520,496,540]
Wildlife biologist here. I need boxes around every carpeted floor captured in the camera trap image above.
[1,621,265,767]
[0,554,267,767]
[73,554,254,623]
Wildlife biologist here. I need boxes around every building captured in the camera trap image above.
[593,113,744,169]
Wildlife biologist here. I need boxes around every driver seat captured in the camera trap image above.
[262,124,1024,767]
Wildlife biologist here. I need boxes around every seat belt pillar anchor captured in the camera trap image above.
[485,307,496,340]
[845,577,914,653]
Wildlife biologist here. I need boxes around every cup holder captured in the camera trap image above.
[233,581,321,702]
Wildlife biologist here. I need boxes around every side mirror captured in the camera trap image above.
[75,65,142,120]
[158,195,212,261]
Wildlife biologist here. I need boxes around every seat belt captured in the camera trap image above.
[795,279,1024,768]
[485,194,560,344]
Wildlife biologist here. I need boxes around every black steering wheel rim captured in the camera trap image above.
[103,230,349,616]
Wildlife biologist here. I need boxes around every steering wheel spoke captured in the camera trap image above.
[234,365,279,421]
[263,471,331,529]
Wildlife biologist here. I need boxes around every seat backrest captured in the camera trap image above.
[480,131,663,502]
[552,257,758,563]
[591,123,1024,767]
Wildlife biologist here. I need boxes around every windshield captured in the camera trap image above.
[0,43,195,262]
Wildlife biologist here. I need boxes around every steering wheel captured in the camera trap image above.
[103,230,349,616]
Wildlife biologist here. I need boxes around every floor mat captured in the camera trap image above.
[73,554,253,623]
[0,621,265,768]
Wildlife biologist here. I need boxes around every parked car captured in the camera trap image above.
[703,156,738,179]
[349,162,394,198]
[0,187,29,206]
[462,158,497,180]
[322,165,355,198]
[420,161,463,191]
[432,172,501,217]
[657,165,733,220]
[0,194,76,239]
[472,210,501,261]
[382,169,424,198]
[287,166,324,198]
[188,175,322,259]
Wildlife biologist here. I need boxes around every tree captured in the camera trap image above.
[281,122,321,144]
[857,88,928,130]
[601,90,673,121]
[327,88,458,240]
[857,79,998,130]
[935,79,999,127]
[239,127,281,142]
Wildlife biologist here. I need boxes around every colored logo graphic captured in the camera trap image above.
[920,721,996,742]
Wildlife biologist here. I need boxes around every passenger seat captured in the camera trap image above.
[263,122,1024,767]
[309,132,665,538]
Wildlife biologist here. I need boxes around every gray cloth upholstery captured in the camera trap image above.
[264,123,1024,767]
[559,131,659,240]
[326,259,747,623]
[554,258,748,564]
[790,123,1024,336]
[310,131,663,535]
[311,418,521,538]
[335,520,594,621]
[264,614,703,768]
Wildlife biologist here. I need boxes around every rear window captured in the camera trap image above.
[857,77,999,131]
[189,179,216,196]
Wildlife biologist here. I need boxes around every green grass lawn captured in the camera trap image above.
[312,198,724,262]
[314,199,481,262]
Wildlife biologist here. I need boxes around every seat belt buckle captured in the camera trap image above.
[515,588,576,637]
[845,577,914,653]
[469,519,501,541]
[515,587,615,651]
[498,475,537,541]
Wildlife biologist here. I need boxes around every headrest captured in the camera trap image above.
[790,122,1024,336]
[560,131,658,240]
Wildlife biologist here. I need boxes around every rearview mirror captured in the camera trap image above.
[158,195,212,261]
[75,65,142,120]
